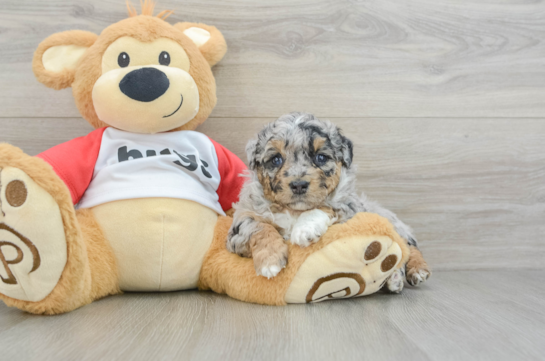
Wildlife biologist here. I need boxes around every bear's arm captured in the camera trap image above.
[208,137,247,212]
[36,127,107,205]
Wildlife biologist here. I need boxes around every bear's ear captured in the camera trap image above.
[174,22,227,67]
[33,30,97,90]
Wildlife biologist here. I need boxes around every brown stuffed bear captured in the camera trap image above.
[0,1,408,314]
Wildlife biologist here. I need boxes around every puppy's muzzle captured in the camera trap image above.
[290,180,309,195]
[119,67,169,102]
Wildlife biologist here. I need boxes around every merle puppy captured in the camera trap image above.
[226,112,430,293]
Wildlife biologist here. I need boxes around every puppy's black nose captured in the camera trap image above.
[290,180,309,195]
[119,67,170,102]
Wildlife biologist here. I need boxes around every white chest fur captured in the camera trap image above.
[272,211,300,239]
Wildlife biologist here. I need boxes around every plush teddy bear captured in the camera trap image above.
[0,1,408,314]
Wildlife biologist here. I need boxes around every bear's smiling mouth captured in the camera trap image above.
[163,94,184,118]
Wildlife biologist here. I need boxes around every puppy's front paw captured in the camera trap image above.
[259,264,283,279]
[226,233,252,257]
[290,225,323,247]
[406,267,431,286]
[253,243,289,279]
[227,218,257,257]
[290,209,331,247]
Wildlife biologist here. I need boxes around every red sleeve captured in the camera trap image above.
[36,128,106,205]
[208,137,247,211]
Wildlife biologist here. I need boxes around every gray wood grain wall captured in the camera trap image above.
[1,0,544,271]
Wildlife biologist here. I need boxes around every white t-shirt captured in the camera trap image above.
[38,127,247,215]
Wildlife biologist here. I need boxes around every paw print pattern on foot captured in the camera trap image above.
[0,167,67,302]
[285,234,404,303]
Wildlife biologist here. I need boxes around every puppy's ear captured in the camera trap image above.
[33,30,97,90]
[340,135,354,168]
[174,22,227,67]
[246,138,259,170]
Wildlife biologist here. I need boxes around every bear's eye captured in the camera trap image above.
[159,51,171,66]
[118,52,130,67]
[315,154,329,166]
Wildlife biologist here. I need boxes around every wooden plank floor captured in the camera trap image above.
[0,270,544,361]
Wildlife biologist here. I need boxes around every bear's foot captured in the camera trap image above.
[200,213,410,306]
[0,144,117,315]
[285,230,405,303]
[0,166,68,303]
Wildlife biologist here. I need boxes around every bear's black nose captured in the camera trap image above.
[290,180,310,195]
[119,67,170,102]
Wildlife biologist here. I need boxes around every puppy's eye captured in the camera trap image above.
[159,51,171,66]
[118,52,130,67]
[271,155,283,167]
[315,154,329,165]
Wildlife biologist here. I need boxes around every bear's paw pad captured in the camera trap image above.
[285,235,403,303]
